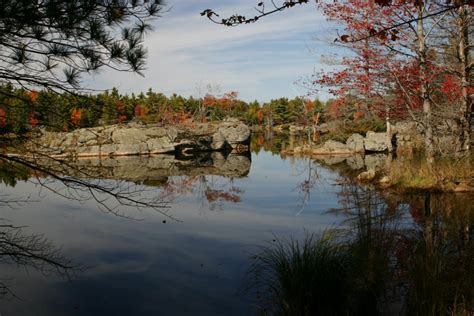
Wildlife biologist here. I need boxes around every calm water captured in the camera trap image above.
[0,144,473,315]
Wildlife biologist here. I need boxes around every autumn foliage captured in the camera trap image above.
[70,108,83,127]
[0,108,6,128]
[134,104,149,118]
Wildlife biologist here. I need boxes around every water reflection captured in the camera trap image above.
[0,159,31,187]
[251,131,308,156]
[0,136,472,315]
[0,152,251,220]
[0,222,77,299]
[0,153,335,313]
[246,180,474,315]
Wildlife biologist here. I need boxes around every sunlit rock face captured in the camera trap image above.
[21,119,251,158]
[364,131,390,152]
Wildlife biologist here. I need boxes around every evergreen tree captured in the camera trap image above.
[0,0,163,93]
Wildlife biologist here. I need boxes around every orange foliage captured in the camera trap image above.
[256,134,265,146]
[71,108,82,127]
[134,104,149,118]
[28,112,39,126]
[220,91,238,110]
[116,101,126,123]
[0,108,6,127]
[256,109,264,124]
[203,91,239,111]
[353,111,365,120]
[118,115,127,123]
[203,94,217,107]
[28,90,39,102]
[204,189,241,203]
[325,98,345,120]
[161,110,194,126]
[304,99,315,112]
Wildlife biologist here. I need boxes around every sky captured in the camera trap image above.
[86,1,342,102]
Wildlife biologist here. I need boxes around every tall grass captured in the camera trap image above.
[388,153,474,191]
[245,233,352,315]
[245,231,395,315]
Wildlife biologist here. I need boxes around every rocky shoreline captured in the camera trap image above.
[282,121,425,156]
[13,118,251,159]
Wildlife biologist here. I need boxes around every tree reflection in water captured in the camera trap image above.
[0,154,247,299]
[246,180,474,315]
[0,222,77,299]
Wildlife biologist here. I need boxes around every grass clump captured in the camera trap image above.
[245,232,389,315]
[388,154,473,191]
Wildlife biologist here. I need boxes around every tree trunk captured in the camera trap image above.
[385,102,393,152]
[363,32,372,117]
[457,4,472,154]
[418,5,435,164]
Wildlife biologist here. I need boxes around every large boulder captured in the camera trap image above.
[364,131,389,152]
[211,132,226,150]
[346,133,365,153]
[217,118,251,148]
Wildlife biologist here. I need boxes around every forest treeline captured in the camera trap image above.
[0,1,471,162]
[0,84,334,133]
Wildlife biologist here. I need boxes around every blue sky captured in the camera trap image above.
[87,1,341,102]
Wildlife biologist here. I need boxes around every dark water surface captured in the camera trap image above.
[0,151,344,315]
[0,145,473,315]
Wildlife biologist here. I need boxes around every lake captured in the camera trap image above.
[0,137,473,315]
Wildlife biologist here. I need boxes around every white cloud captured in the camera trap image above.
[86,0,338,102]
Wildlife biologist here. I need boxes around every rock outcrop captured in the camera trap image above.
[20,119,251,158]
[346,133,365,153]
[364,131,390,152]
[312,140,354,155]
[393,122,424,155]
[307,131,390,156]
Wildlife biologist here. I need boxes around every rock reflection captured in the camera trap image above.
[0,152,250,215]
[16,152,251,184]
[246,181,474,315]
